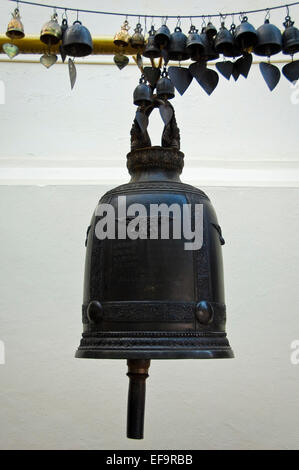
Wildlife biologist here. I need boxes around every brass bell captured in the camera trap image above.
[168,27,190,61]
[282,16,299,55]
[235,16,258,52]
[133,77,153,106]
[143,26,161,59]
[205,21,217,40]
[62,20,93,57]
[254,19,282,56]
[114,20,130,47]
[154,24,171,48]
[200,28,219,61]
[40,13,62,46]
[186,25,205,61]
[214,22,234,56]
[6,8,25,40]
[130,23,145,49]
[156,69,175,99]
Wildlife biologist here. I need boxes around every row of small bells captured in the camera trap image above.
[3,8,93,89]
[114,15,299,92]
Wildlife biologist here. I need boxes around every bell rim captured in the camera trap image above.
[75,348,234,359]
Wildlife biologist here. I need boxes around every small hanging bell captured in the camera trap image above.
[186,25,205,61]
[156,69,175,99]
[130,23,145,49]
[143,26,161,59]
[62,20,93,57]
[154,24,171,48]
[282,16,299,55]
[168,27,190,61]
[114,20,130,47]
[6,8,25,40]
[254,19,282,57]
[223,24,242,58]
[133,76,153,106]
[199,28,219,61]
[214,22,234,56]
[205,21,217,40]
[40,12,62,46]
[235,16,258,52]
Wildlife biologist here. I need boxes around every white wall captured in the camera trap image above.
[0,0,299,450]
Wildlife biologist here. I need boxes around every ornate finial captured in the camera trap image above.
[130,96,180,151]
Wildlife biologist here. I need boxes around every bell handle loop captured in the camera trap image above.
[73,20,82,25]
[174,26,182,32]
[264,8,271,22]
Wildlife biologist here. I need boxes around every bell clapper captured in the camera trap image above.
[126,359,151,439]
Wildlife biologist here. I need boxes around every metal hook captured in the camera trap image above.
[265,8,271,21]
[176,16,181,28]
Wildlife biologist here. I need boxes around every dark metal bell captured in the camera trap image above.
[205,21,217,40]
[235,16,258,52]
[254,19,282,57]
[143,26,161,59]
[156,71,175,99]
[62,20,93,57]
[154,24,171,48]
[223,24,242,58]
[214,22,234,56]
[186,25,205,61]
[168,27,190,61]
[130,23,145,49]
[76,108,233,439]
[200,28,219,61]
[133,80,153,106]
[282,17,299,55]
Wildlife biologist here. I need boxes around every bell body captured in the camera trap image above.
[6,8,24,40]
[254,20,282,56]
[62,20,93,57]
[282,23,299,55]
[235,18,258,52]
[76,147,233,360]
[40,15,62,46]
[143,33,161,59]
[168,27,190,61]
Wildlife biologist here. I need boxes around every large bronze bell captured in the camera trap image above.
[282,16,299,55]
[168,26,190,61]
[214,22,234,56]
[186,25,205,61]
[254,19,282,56]
[40,13,62,46]
[154,24,171,48]
[76,99,233,439]
[156,70,175,99]
[200,28,219,61]
[143,26,161,59]
[235,16,258,52]
[130,23,145,49]
[62,20,93,57]
[133,78,153,105]
[6,8,25,40]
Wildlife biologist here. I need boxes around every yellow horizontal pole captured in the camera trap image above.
[0,35,136,55]
[0,35,292,65]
